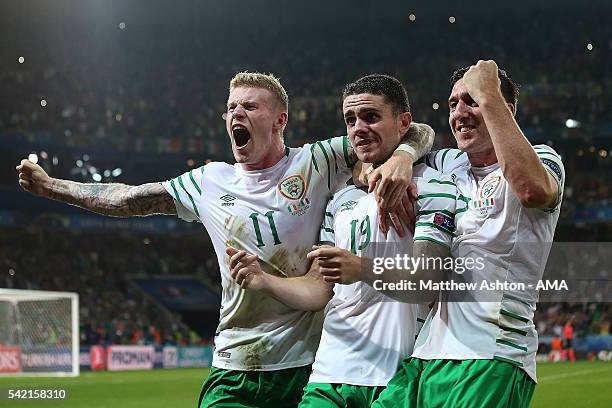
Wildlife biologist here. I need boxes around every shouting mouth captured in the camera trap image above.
[232,125,251,148]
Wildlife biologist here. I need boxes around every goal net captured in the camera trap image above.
[0,289,79,376]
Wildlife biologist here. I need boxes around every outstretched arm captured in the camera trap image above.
[16,159,176,217]
[227,246,333,312]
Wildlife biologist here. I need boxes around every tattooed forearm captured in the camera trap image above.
[48,180,176,217]
[402,122,435,161]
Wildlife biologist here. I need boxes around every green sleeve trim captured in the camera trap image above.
[417,193,457,200]
[177,175,201,218]
[454,151,465,159]
[315,141,332,190]
[457,194,471,203]
[417,318,426,323]
[342,135,353,167]
[310,144,320,173]
[188,170,202,195]
[500,309,529,323]
[455,194,471,215]
[503,293,532,307]
[322,211,334,233]
[326,139,340,173]
[493,355,523,367]
[415,222,454,235]
[533,146,554,152]
[496,339,528,352]
[417,209,455,218]
[455,206,469,215]
[413,236,450,249]
[169,179,182,206]
[536,151,561,159]
[440,148,451,172]
[427,179,457,186]
[497,324,528,336]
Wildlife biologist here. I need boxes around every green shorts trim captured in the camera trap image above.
[299,382,384,408]
[373,358,536,408]
[199,365,311,408]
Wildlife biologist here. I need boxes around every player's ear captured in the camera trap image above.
[274,111,288,133]
[398,111,412,136]
[506,103,517,116]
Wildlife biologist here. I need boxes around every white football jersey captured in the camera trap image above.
[415,145,565,382]
[309,164,456,386]
[163,137,353,371]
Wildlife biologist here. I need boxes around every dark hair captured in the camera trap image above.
[343,74,410,114]
[450,66,520,108]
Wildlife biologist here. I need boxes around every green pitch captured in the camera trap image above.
[0,362,610,407]
[0,368,209,408]
[532,361,612,407]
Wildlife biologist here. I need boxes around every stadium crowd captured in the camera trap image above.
[2,10,610,152]
[536,303,611,337]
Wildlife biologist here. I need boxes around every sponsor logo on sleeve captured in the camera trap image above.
[541,158,563,181]
[433,213,456,233]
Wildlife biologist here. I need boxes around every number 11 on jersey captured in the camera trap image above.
[249,211,282,247]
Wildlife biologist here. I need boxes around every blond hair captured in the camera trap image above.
[230,72,289,112]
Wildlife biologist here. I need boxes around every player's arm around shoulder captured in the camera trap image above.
[16,159,176,217]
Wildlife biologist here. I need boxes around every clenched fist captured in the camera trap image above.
[15,159,53,197]
[462,60,503,105]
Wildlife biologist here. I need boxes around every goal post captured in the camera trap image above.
[0,289,79,377]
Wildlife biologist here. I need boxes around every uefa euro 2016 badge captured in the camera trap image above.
[472,175,501,216]
[278,174,311,216]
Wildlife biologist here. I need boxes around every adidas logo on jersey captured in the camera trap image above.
[220,194,236,206]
